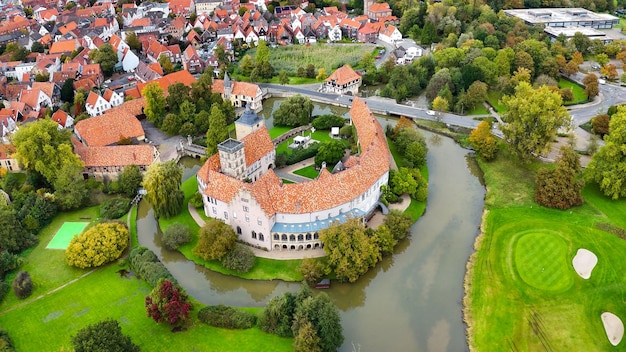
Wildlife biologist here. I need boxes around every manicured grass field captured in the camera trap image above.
[466,155,626,351]
[275,130,345,155]
[292,164,334,179]
[247,43,376,76]
[467,105,489,115]
[514,232,573,292]
[559,78,587,104]
[46,222,89,249]
[0,264,292,352]
[268,126,292,139]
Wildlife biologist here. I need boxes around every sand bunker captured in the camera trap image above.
[572,248,598,279]
[601,312,624,346]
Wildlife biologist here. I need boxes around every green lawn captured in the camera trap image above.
[293,164,333,179]
[386,137,428,221]
[0,264,292,352]
[466,156,626,351]
[281,179,295,184]
[467,105,489,115]
[275,130,346,155]
[267,76,319,85]
[268,126,292,139]
[247,43,377,76]
[559,78,588,104]
[486,91,507,114]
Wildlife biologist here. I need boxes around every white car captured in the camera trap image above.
[426,110,435,116]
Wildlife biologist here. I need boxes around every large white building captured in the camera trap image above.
[503,8,619,29]
[197,97,390,254]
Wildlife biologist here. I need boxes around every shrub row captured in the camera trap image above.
[197,305,257,329]
[221,245,255,273]
[284,143,321,165]
[129,247,175,287]
[311,115,345,130]
[99,197,131,219]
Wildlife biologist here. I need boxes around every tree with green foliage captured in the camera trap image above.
[125,31,141,51]
[30,41,44,53]
[420,20,437,46]
[314,139,345,167]
[535,145,584,209]
[0,205,30,254]
[193,219,237,261]
[61,78,75,103]
[53,162,89,211]
[298,258,328,286]
[291,292,344,352]
[158,54,175,74]
[384,209,414,240]
[239,54,255,76]
[12,271,32,299]
[320,218,380,283]
[432,96,449,112]
[255,40,271,65]
[293,320,322,352]
[162,224,192,250]
[72,319,139,352]
[305,64,316,79]
[273,95,314,127]
[11,119,82,184]
[143,83,167,128]
[583,73,599,99]
[145,279,192,328]
[469,120,498,161]
[373,225,397,255]
[119,164,143,197]
[194,110,210,134]
[500,81,570,163]
[161,113,182,136]
[166,83,191,114]
[585,108,626,199]
[591,113,610,137]
[205,105,229,156]
[99,197,131,219]
[143,161,183,218]
[221,244,256,273]
[278,70,289,85]
[65,222,129,269]
[464,81,488,110]
[88,44,118,77]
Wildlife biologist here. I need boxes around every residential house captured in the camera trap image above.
[322,64,361,95]
[0,109,19,144]
[134,61,163,83]
[127,70,197,98]
[212,73,263,112]
[358,22,380,43]
[340,18,361,40]
[378,25,401,44]
[85,91,112,117]
[166,16,187,40]
[182,45,204,74]
[49,39,79,55]
[32,82,60,103]
[51,109,74,129]
[102,89,123,107]
[366,2,392,20]
[19,88,52,113]
[195,0,221,15]
[0,144,20,172]
[145,40,182,64]
[328,25,342,42]
[169,0,195,18]
[74,142,160,180]
[109,34,139,72]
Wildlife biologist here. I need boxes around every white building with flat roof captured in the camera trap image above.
[504,8,619,29]
[544,26,618,44]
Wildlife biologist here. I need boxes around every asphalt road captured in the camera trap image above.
[567,72,626,126]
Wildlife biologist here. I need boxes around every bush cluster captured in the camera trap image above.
[0,251,22,280]
[188,191,203,209]
[129,247,175,287]
[162,224,192,250]
[284,143,321,165]
[99,197,131,219]
[221,245,255,273]
[198,305,257,329]
[0,329,15,352]
[0,281,10,304]
[65,221,129,269]
[12,271,33,300]
[311,115,345,130]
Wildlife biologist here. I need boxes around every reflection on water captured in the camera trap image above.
[135,113,485,352]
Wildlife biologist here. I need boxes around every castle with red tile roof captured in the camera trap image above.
[197,97,390,253]
[212,73,263,112]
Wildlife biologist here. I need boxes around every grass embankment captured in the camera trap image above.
[387,137,427,222]
[465,155,626,351]
[559,78,588,104]
[159,177,303,282]
[248,43,376,76]
[0,203,291,351]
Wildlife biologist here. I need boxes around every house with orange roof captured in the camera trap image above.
[366,2,392,20]
[0,144,20,172]
[19,88,52,112]
[74,142,159,181]
[378,24,402,44]
[182,45,204,74]
[51,109,74,129]
[166,16,188,39]
[81,63,103,85]
[128,70,197,98]
[0,109,19,143]
[322,65,362,95]
[186,30,202,48]
[145,40,182,64]
[74,103,145,147]
[212,73,263,112]
[36,8,58,24]
[102,89,123,107]
[73,76,97,92]
[340,18,361,40]
[169,0,195,18]
[195,0,221,15]
[85,91,112,117]
[58,21,77,36]
[197,97,390,253]
[357,22,379,43]
[32,82,60,103]
[49,39,79,55]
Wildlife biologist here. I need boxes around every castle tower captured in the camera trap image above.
[235,106,265,140]
[218,138,246,179]
[364,0,375,17]
[223,72,232,100]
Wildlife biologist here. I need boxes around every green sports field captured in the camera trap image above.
[46,222,89,249]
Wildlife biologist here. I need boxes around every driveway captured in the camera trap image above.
[140,119,184,162]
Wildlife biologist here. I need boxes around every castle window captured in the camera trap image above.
[243,206,249,212]
[259,233,264,241]
[212,207,216,214]
[233,212,237,219]
[274,234,279,240]
[298,234,304,242]
[289,235,296,242]
[245,215,249,222]
[252,231,257,239]
[282,234,287,241]
[236,226,242,235]
[224,211,228,219]
[257,218,262,225]
[306,233,312,240]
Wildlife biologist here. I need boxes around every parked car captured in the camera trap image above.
[426,110,435,116]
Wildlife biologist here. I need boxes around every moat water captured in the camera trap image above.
[136,100,486,352]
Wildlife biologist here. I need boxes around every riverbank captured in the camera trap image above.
[463,153,626,351]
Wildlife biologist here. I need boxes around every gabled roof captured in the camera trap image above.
[31,82,57,98]
[135,70,197,96]
[241,126,273,167]
[86,91,102,106]
[49,39,78,54]
[368,2,391,12]
[74,103,145,146]
[326,65,360,85]
[58,21,77,35]
[212,79,260,98]
[19,89,46,109]
[74,143,155,167]
[51,109,70,127]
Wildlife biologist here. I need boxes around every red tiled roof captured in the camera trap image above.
[368,2,391,12]
[212,79,260,98]
[74,103,145,146]
[19,89,43,109]
[136,70,197,96]
[86,91,100,107]
[200,97,390,216]
[58,21,77,35]
[75,144,155,167]
[51,109,69,127]
[241,126,273,167]
[31,82,56,99]
[326,65,360,86]
[49,39,78,54]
